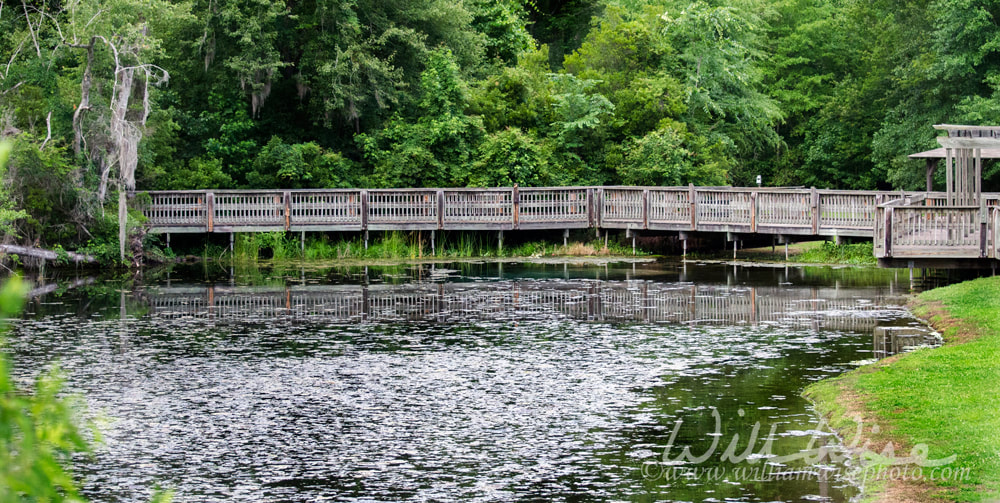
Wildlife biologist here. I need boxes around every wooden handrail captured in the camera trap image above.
[138,186,1000,261]
[139,186,897,234]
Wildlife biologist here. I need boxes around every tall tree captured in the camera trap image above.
[661,0,782,184]
[358,48,484,187]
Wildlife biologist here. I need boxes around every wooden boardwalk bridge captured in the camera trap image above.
[140,185,1000,265]
[142,186,884,236]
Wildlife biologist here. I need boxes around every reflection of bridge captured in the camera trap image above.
[144,281,903,331]
[873,326,939,359]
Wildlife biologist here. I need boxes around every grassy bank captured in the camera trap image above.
[703,240,877,265]
[188,231,642,263]
[805,276,1000,501]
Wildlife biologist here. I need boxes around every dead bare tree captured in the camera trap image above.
[58,10,169,262]
[0,0,177,262]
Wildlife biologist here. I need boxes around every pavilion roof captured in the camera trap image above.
[908,147,1000,159]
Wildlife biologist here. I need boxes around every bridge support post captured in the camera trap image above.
[777,234,789,261]
[564,229,569,247]
[498,230,503,254]
[431,230,436,255]
[206,192,215,232]
[300,231,305,254]
[513,185,520,230]
[364,230,369,250]
[632,231,637,256]
[726,231,738,260]
[229,232,234,253]
[981,222,989,258]
[811,186,820,234]
[166,232,170,249]
[284,191,291,231]
[689,183,697,230]
[586,188,595,228]
[679,231,690,258]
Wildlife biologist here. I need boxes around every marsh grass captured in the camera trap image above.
[206,231,646,261]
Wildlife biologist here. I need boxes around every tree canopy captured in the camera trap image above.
[2,0,1000,249]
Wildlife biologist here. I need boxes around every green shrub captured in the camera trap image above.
[0,277,90,501]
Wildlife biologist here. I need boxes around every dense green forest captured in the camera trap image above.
[2,0,1000,251]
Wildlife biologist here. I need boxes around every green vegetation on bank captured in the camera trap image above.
[805,276,1000,502]
[0,276,175,502]
[0,277,91,501]
[691,240,877,266]
[207,231,643,262]
[795,242,876,265]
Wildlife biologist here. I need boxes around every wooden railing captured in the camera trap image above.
[875,194,988,259]
[368,189,437,229]
[214,191,285,228]
[519,187,591,228]
[289,190,362,230]
[141,187,997,250]
[601,187,645,228]
[146,192,208,228]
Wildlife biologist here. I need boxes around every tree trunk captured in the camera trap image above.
[71,39,96,158]
[119,189,126,263]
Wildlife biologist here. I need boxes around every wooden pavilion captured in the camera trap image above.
[909,126,1000,196]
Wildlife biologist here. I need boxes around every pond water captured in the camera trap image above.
[7,261,941,502]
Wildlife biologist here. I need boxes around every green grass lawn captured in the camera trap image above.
[806,276,1000,501]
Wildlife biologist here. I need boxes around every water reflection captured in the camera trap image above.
[6,262,945,502]
[873,326,940,359]
[143,282,901,332]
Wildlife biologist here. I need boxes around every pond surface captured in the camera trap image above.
[8,261,939,502]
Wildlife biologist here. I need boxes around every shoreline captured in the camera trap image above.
[684,258,876,269]
[804,276,1000,502]
[6,239,876,270]
[164,254,662,269]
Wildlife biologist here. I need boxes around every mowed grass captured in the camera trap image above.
[806,276,1000,501]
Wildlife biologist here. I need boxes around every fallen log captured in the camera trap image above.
[0,244,97,264]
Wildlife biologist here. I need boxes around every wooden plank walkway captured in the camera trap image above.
[139,186,1000,261]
